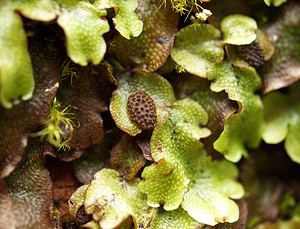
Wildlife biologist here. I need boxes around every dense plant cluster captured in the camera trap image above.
[1,0,300,228]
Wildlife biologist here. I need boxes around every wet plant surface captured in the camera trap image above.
[1,0,300,228]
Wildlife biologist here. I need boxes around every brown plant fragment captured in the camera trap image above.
[136,135,153,161]
[98,61,118,85]
[5,140,54,229]
[256,30,275,62]
[0,179,15,229]
[0,29,63,178]
[72,130,119,184]
[111,135,146,180]
[127,90,157,130]
[59,65,109,156]
[75,206,92,226]
[109,0,179,72]
[59,214,77,229]
[231,200,248,229]
[72,149,107,185]
[237,41,265,68]
[48,159,79,218]
[262,2,300,94]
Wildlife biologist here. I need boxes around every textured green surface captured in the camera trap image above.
[2,0,297,227]
[14,0,58,21]
[170,21,263,162]
[110,72,175,136]
[57,1,109,66]
[139,160,189,210]
[6,141,54,228]
[69,184,88,217]
[82,169,155,228]
[109,0,179,72]
[112,0,143,39]
[174,76,237,150]
[151,208,201,229]
[139,99,243,226]
[221,14,257,45]
[263,84,300,163]
[138,99,209,211]
[181,159,244,226]
[171,23,224,78]
[149,99,210,163]
[95,0,143,39]
[209,62,263,162]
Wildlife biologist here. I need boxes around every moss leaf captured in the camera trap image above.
[174,76,237,153]
[148,99,210,162]
[139,160,190,211]
[57,0,109,66]
[263,83,300,163]
[181,159,244,226]
[171,23,224,78]
[95,0,143,39]
[221,14,258,45]
[209,62,263,162]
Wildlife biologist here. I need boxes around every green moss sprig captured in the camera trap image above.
[61,59,79,85]
[168,0,200,14]
[32,98,74,151]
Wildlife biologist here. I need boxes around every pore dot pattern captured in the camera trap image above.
[127,91,157,130]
